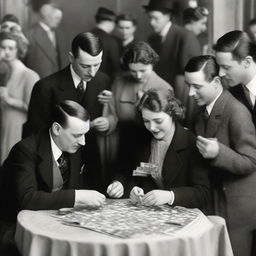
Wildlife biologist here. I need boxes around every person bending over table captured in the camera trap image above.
[129,88,210,208]
[0,100,105,255]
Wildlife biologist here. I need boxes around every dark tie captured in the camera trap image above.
[76,79,84,102]
[153,34,163,55]
[57,153,69,188]
[203,108,209,130]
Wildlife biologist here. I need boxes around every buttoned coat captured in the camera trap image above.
[194,89,256,256]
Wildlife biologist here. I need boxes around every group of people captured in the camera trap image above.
[0,0,256,256]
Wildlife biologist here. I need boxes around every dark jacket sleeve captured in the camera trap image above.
[23,79,53,137]
[3,141,75,213]
[171,148,210,210]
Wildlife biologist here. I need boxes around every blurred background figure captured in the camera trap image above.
[248,18,256,43]
[0,59,11,163]
[0,32,39,164]
[144,0,201,128]
[107,41,173,197]
[25,0,68,78]
[92,7,120,80]
[0,14,29,62]
[116,14,137,55]
[183,7,209,53]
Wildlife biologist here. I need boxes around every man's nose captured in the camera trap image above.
[135,72,142,79]
[219,68,226,77]
[88,66,97,77]
[78,136,86,146]
[189,86,196,96]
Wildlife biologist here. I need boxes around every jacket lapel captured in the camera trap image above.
[162,124,187,185]
[205,90,229,138]
[37,130,53,191]
[67,149,82,188]
[34,24,58,65]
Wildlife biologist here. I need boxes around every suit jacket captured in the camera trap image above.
[230,84,256,127]
[148,24,201,87]
[25,23,68,78]
[131,124,210,210]
[0,130,85,221]
[23,66,113,191]
[91,27,121,78]
[194,90,256,217]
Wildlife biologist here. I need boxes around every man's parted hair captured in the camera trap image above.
[185,55,219,82]
[214,30,256,62]
[71,32,103,58]
[52,100,90,128]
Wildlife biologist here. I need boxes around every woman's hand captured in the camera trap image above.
[107,181,124,198]
[142,190,172,206]
[130,186,144,204]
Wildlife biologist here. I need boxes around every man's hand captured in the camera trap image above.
[142,190,172,206]
[97,90,112,104]
[107,181,124,198]
[75,190,105,208]
[130,186,144,204]
[91,117,109,132]
[196,136,219,159]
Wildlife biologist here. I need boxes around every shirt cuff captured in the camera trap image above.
[74,190,83,207]
[167,191,175,205]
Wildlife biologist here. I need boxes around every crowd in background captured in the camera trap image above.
[0,0,256,256]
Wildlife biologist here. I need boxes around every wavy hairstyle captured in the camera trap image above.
[138,88,185,121]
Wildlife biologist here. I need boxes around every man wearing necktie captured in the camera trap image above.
[23,32,116,194]
[214,30,256,128]
[185,55,256,256]
[0,100,106,255]
[25,0,68,78]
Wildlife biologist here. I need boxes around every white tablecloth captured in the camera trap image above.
[15,208,233,256]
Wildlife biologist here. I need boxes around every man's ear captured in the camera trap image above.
[243,56,253,68]
[68,51,74,63]
[213,76,222,87]
[51,122,62,136]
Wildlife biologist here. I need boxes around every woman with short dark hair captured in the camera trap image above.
[129,88,210,209]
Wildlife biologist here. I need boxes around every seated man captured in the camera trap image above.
[0,100,105,255]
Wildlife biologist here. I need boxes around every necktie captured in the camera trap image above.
[203,108,209,130]
[47,29,56,48]
[76,80,84,102]
[57,153,69,188]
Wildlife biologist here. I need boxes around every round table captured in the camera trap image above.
[15,208,233,256]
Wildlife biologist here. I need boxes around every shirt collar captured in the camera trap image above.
[245,73,256,96]
[70,65,86,89]
[49,129,62,162]
[39,22,52,32]
[159,21,172,41]
[206,88,223,115]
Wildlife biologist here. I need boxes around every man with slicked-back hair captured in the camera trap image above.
[214,30,256,128]
[23,32,116,193]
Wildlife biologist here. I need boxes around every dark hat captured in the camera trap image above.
[143,0,175,12]
[95,7,116,22]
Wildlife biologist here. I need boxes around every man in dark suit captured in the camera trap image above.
[143,0,201,127]
[25,0,68,78]
[185,55,256,256]
[91,7,120,79]
[0,100,105,256]
[214,30,256,128]
[23,32,116,192]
